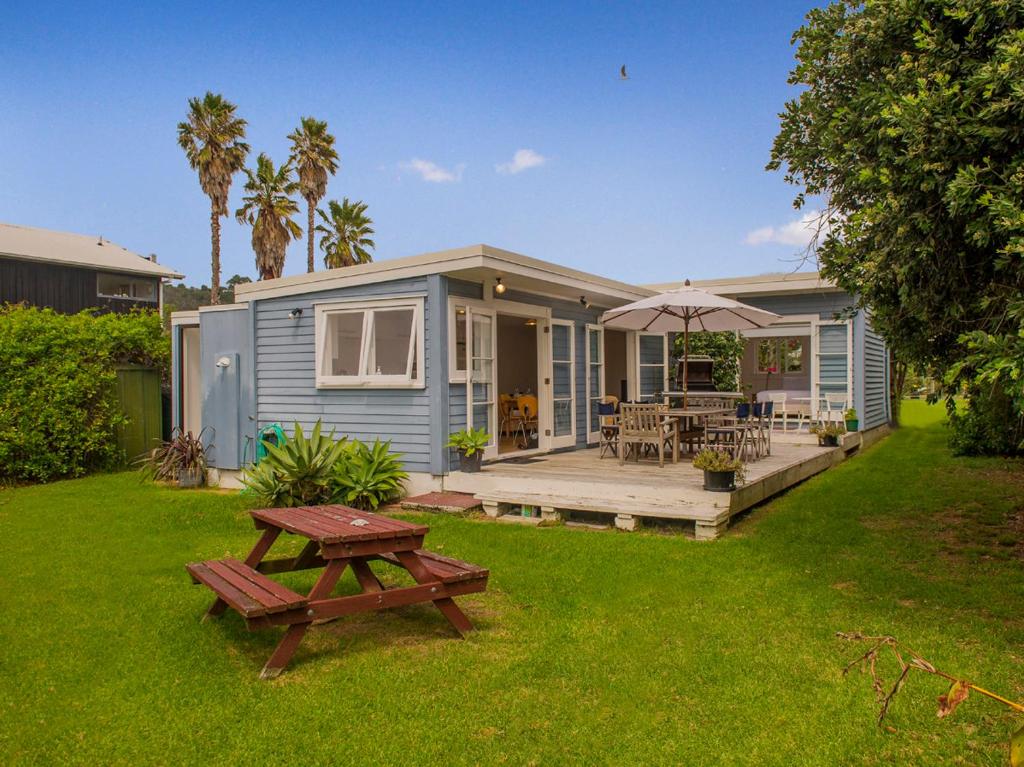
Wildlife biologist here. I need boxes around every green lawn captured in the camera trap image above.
[2,401,1023,765]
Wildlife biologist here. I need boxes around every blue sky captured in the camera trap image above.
[1,1,824,286]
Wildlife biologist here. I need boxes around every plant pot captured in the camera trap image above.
[459,450,483,473]
[845,419,859,432]
[178,468,204,488]
[818,435,839,447]
[703,469,736,492]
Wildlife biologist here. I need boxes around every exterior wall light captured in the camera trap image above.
[289,308,303,319]
[494,278,507,295]
[579,296,591,309]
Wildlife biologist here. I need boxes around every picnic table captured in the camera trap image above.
[186,505,489,679]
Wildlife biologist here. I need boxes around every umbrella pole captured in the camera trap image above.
[682,316,690,409]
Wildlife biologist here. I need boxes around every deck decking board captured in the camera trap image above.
[444,432,857,538]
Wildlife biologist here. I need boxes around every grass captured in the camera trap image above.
[1,400,1023,765]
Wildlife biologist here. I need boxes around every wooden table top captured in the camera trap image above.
[250,505,429,545]
[665,407,733,417]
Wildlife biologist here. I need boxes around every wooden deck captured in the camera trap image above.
[445,431,867,539]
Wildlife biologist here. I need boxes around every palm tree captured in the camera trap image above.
[315,198,376,268]
[177,93,249,304]
[234,153,302,280]
[288,117,340,273]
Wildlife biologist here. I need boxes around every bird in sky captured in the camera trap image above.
[620,64,629,80]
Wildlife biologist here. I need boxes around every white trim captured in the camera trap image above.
[234,244,654,303]
[810,317,853,419]
[314,297,425,389]
[448,295,553,384]
[585,324,605,444]
[466,305,498,458]
[549,319,576,449]
[197,303,250,313]
[312,292,426,307]
[634,332,669,402]
[170,310,200,326]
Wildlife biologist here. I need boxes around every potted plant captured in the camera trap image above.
[447,427,490,473]
[811,422,846,447]
[844,407,859,432]
[692,449,745,492]
[136,428,209,487]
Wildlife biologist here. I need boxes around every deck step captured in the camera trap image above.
[187,558,307,618]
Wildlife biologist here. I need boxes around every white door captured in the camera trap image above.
[550,320,576,449]
[585,324,604,444]
[466,306,498,459]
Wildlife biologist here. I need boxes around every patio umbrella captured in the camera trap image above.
[600,279,782,406]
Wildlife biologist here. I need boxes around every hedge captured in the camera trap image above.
[0,305,169,483]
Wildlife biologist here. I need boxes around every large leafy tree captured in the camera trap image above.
[288,117,340,273]
[177,92,249,305]
[770,0,1024,448]
[315,198,376,268]
[235,153,302,280]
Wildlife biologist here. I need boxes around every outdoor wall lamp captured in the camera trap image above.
[289,308,303,319]
[215,356,231,369]
[579,295,591,309]
[494,277,507,295]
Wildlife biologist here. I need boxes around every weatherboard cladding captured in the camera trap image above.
[862,321,888,430]
[444,280,602,471]
[253,276,433,473]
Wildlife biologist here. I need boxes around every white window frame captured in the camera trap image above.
[448,299,470,383]
[635,332,669,402]
[585,324,604,444]
[314,297,425,389]
[810,317,853,419]
[549,319,576,449]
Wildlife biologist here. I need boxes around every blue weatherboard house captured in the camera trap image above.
[171,245,890,495]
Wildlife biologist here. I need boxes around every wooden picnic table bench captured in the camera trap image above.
[186,504,488,679]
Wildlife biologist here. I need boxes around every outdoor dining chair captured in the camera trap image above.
[817,392,848,427]
[705,402,757,461]
[597,398,620,458]
[619,403,676,467]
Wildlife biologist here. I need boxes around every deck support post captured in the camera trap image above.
[614,514,641,532]
[481,500,501,518]
[694,519,728,540]
[540,506,562,522]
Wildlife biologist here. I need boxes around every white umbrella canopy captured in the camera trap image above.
[600,280,782,404]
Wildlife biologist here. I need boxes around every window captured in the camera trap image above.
[637,333,667,401]
[757,338,803,374]
[450,304,468,379]
[97,273,157,302]
[315,298,424,388]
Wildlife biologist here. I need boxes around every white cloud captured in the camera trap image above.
[401,158,464,183]
[496,148,547,175]
[745,210,828,247]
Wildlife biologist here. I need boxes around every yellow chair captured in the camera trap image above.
[513,394,539,448]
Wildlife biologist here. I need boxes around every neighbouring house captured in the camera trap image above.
[171,244,891,498]
[0,222,183,314]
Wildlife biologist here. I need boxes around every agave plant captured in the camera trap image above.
[241,421,348,507]
[331,439,408,511]
[136,428,209,486]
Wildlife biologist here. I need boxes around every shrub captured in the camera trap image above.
[241,421,349,507]
[136,428,209,484]
[948,384,1024,457]
[673,331,745,392]
[446,427,490,456]
[0,305,168,482]
[332,439,408,510]
[692,449,745,483]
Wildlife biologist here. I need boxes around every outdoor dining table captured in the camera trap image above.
[666,406,733,454]
[187,504,489,679]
